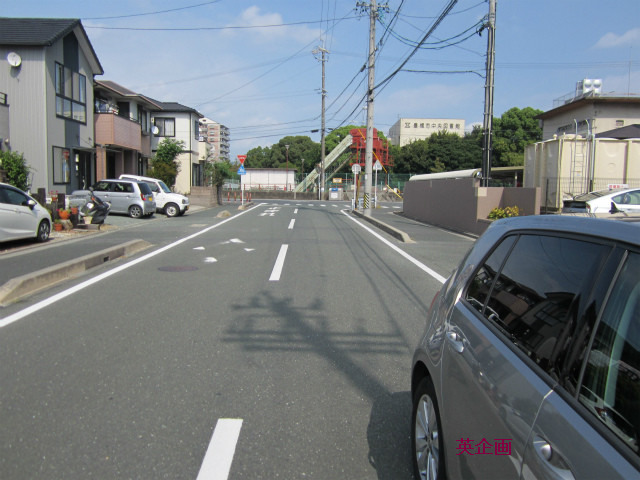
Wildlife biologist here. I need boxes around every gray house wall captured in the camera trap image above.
[1,31,98,194]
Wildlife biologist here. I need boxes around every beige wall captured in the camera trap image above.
[403,178,540,236]
[525,137,640,210]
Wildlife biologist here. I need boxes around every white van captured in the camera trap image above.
[119,174,189,217]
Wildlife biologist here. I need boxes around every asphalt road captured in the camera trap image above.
[0,201,474,479]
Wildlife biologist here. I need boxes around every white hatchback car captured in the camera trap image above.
[563,187,640,214]
[0,182,51,243]
[119,174,189,217]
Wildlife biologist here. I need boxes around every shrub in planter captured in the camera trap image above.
[488,205,520,220]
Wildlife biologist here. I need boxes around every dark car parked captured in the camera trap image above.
[412,215,640,480]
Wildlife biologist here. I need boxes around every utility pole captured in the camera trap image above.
[481,0,496,187]
[314,46,329,200]
[363,0,377,217]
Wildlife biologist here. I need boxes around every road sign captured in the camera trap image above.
[238,165,246,175]
[351,164,361,174]
[373,160,382,171]
[237,155,246,164]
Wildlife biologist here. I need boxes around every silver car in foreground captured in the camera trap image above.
[411,215,640,480]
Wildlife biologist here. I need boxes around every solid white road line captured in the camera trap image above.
[196,418,243,480]
[0,204,262,329]
[288,219,295,229]
[269,244,289,281]
[341,210,447,284]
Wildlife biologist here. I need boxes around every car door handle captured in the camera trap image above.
[446,331,465,353]
[532,435,575,480]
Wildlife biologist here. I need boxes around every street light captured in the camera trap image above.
[285,144,290,192]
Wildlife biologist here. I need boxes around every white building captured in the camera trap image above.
[388,118,465,146]
[199,117,230,162]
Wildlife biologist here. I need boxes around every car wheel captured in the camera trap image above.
[164,203,179,217]
[36,220,51,242]
[412,376,445,480]
[128,205,143,218]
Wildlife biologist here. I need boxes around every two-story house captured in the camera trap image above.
[150,101,204,194]
[94,80,160,184]
[0,18,103,193]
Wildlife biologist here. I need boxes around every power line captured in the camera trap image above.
[83,0,222,20]
[85,16,359,32]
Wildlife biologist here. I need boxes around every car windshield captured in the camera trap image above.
[157,181,171,193]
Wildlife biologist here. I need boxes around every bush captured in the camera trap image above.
[0,150,31,191]
[488,205,520,220]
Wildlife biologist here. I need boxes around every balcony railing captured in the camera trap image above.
[95,112,142,151]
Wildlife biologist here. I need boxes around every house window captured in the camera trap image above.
[55,63,86,123]
[52,146,71,184]
[616,120,625,127]
[404,122,411,128]
[154,118,175,137]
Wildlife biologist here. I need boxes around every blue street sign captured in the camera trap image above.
[238,165,246,175]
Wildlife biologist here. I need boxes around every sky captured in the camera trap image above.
[4,0,640,161]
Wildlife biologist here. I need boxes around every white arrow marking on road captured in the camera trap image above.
[196,418,243,480]
[288,219,295,230]
[269,244,289,281]
[204,257,218,263]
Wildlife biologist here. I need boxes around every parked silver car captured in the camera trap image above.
[411,215,640,480]
[0,182,51,243]
[118,174,189,217]
[72,179,155,218]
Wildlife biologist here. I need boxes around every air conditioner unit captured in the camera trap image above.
[576,79,603,97]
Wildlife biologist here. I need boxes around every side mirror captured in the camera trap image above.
[26,199,37,210]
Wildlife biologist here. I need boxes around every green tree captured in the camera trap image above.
[204,159,234,205]
[245,145,271,168]
[0,150,31,191]
[492,107,543,166]
[148,138,184,187]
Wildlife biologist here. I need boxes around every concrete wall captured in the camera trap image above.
[403,178,540,236]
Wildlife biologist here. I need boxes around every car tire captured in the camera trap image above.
[164,203,179,217]
[128,205,143,218]
[36,220,50,242]
[412,376,445,480]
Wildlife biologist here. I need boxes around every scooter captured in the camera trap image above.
[79,190,110,224]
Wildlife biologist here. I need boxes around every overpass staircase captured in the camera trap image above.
[295,134,352,192]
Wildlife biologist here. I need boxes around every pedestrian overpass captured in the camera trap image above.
[294,134,353,192]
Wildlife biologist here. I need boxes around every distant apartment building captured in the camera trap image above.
[388,118,465,146]
[199,117,230,162]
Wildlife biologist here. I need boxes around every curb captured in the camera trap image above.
[351,209,414,243]
[0,239,152,306]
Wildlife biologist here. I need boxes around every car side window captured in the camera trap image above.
[579,252,640,456]
[3,187,29,206]
[93,182,110,192]
[466,234,610,376]
[466,235,516,313]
